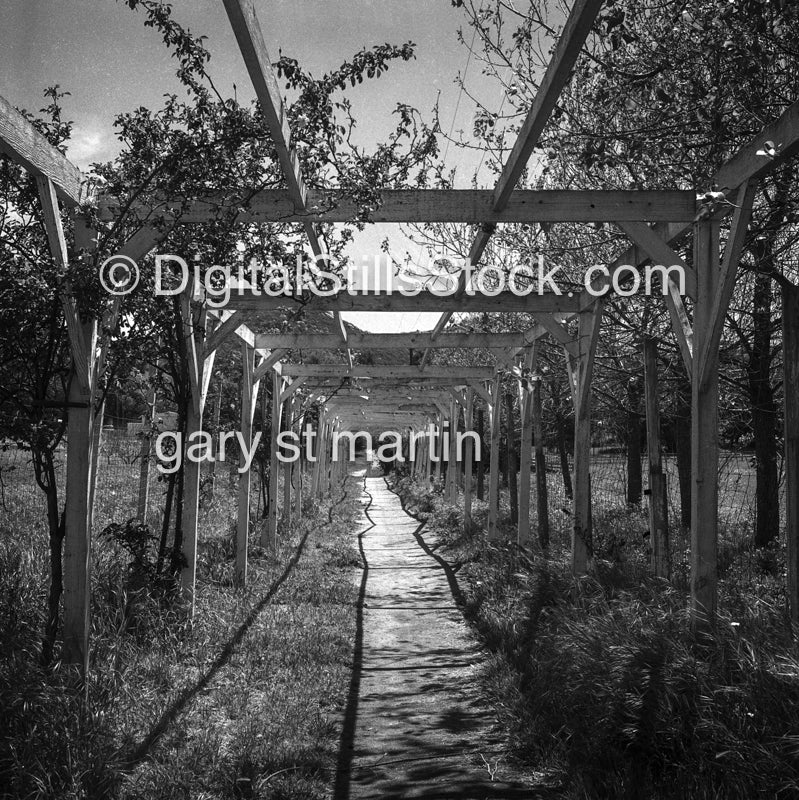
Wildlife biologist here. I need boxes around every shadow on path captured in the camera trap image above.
[333,473,551,799]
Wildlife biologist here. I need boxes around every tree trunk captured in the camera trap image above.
[626,377,643,505]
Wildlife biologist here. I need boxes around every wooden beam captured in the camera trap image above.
[572,304,602,573]
[265,371,283,548]
[427,0,603,348]
[226,290,581,314]
[253,331,535,349]
[236,343,259,587]
[696,180,757,392]
[0,91,82,204]
[35,177,90,390]
[101,188,697,224]
[492,0,604,207]
[282,364,496,379]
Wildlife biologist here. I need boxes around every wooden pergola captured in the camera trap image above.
[2,0,799,679]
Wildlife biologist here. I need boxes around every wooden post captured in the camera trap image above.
[282,388,293,527]
[62,319,96,672]
[783,282,799,624]
[488,374,502,540]
[264,370,282,548]
[690,219,720,621]
[532,364,550,549]
[447,398,458,504]
[62,214,99,672]
[506,391,519,526]
[643,337,669,579]
[292,394,303,520]
[433,412,443,484]
[518,348,534,546]
[236,343,259,587]
[178,294,217,610]
[464,389,474,533]
[572,306,601,574]
[477,408,485,500]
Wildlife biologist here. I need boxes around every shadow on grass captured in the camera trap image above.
[119,526,313,771]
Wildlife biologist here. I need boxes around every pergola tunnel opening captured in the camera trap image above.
[1,0,798,690]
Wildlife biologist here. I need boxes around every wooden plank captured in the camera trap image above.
[264,371,283,548]
[487,375,502,540]
[643,338,669,579]
[690,220,721,621]
[463,389,474,532]
[253,331,533,349]
[236,343,259,587]
[106,188,698,224]
[696,180,757,392]
[492,0,604,207]
[447,398,459,504]
[282,364,496,379]
[784,283,799,625]
[713,99,799,194]
[617,220,697,298]
[222,0,306,206]
[572,305,602,573]
[253,349,287,382]
[532,343,550,549]
[61,329,95,674]
[226,291,581,314]
[517,348,534,545]
[0,91,82,204]
[35,177,91,390]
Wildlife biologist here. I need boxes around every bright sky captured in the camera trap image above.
[1,0,537,332]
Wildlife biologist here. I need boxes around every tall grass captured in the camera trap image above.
[392,475,799,799]
[0,474,361,799]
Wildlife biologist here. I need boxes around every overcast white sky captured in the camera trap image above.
[1,0,544,331]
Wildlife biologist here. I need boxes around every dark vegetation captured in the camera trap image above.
[391,472,799,800]
[0,477,362,799]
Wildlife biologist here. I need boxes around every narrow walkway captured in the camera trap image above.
[335,471,536,799]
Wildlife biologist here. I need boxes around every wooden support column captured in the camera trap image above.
[488,374,502,540]
[433,413,443,484]
[264,370,282,549]
[236,343,259,586]
[447,398,458,504]
[61,214,98,672]
[477,408,485,500]
[532,357,550,549]
[571,306,602,574]
[506,390,519,526]
[282,400,293,526]
[518,348,534,546]
[62,319,96,673]
[785,282,799,625]
[690,220,721,621]
[643,338,669,579]
[179,296,216,610]
[464,389,475,533]
[292,394,303,520]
